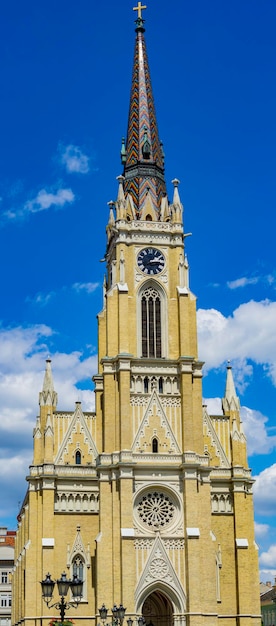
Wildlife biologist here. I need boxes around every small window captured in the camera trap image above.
[158,377,163,393]
[73,556,84,581]
[75,451,81,465]
[144,377,149,393]
[1,572,8,584]
[152,438,158,453]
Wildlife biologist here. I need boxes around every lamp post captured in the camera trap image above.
[98,605,145,626]
[41,572,83,623]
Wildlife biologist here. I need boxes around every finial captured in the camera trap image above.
[133,2,147,31]
[222,361,240,413]
[133,2,147,19]
[120,137,126,164]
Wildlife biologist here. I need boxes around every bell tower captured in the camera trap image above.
[94,5,260,626]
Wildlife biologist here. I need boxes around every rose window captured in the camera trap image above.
[137,491,176,529]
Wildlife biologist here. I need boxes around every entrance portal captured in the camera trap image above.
[142,591,173,626]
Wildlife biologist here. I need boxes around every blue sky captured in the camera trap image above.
[0,0,276,581]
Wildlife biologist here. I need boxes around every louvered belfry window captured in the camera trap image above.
[141,286,161,358]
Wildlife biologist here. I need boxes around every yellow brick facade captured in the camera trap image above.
[13,9,261,626]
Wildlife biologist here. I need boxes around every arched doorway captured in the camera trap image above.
[142,591,174,626]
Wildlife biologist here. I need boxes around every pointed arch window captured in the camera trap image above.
[75,451,81,465]
[71,555,85,600]
[141,286,162,358]
[73,556,84,581]
[152,438,158,453]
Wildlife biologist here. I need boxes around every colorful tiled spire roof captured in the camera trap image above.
[122,7,167,218]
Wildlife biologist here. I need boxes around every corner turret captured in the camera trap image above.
[33,358,57,465]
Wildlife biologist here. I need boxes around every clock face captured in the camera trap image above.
[137,247,165,275]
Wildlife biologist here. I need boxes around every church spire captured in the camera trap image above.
[122,4,167,218]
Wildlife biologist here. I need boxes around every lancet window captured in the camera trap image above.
[141,286,162,358]
[75,450,81,465]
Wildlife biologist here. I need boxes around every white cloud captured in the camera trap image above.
[59,144,90,174]
[0,325,97,422]
[25,283,99,306]
[2,187,75,224]
[253,464,276,516]
[259,544,276,568]
[227,273,276,290]
[203,397,222,415]
[26,291,55,306]
[227,276,259,289]
[72,282,99,294]
[197,300,276,384]
[241,406,276,456]
[0,323,97,525]
[25,187,74,213]
[255,522,269,538]
[259,569,276,582]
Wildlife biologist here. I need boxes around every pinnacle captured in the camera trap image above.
[39,358,58,408]
[42,358,54,393]
[222,362,240,412]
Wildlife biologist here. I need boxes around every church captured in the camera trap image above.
[13,5,261,626]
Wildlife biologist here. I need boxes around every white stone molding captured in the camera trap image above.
[121,528,135,537]
[135,534,186,613]
[133,485,183,536]
[132,453,182,464]
[235,538,249,548]
[186,528,200,538]
[132,389,181,455]
[163,539,185,550]
[42,538,55,547]
[66,526,90,601]
[130,394,150,406]
[211,493,233,514]
[54,488,99,513]
[67,526,90,568]
[55,402,98,465]
[161,396,181,407]
[130,374,180,397]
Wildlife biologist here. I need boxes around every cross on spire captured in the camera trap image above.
[133,1,147,19]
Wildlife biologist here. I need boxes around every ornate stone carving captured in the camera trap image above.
[137,491,176,530]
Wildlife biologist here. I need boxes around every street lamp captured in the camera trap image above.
[41,572,83,623]
[98,605,145,626]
